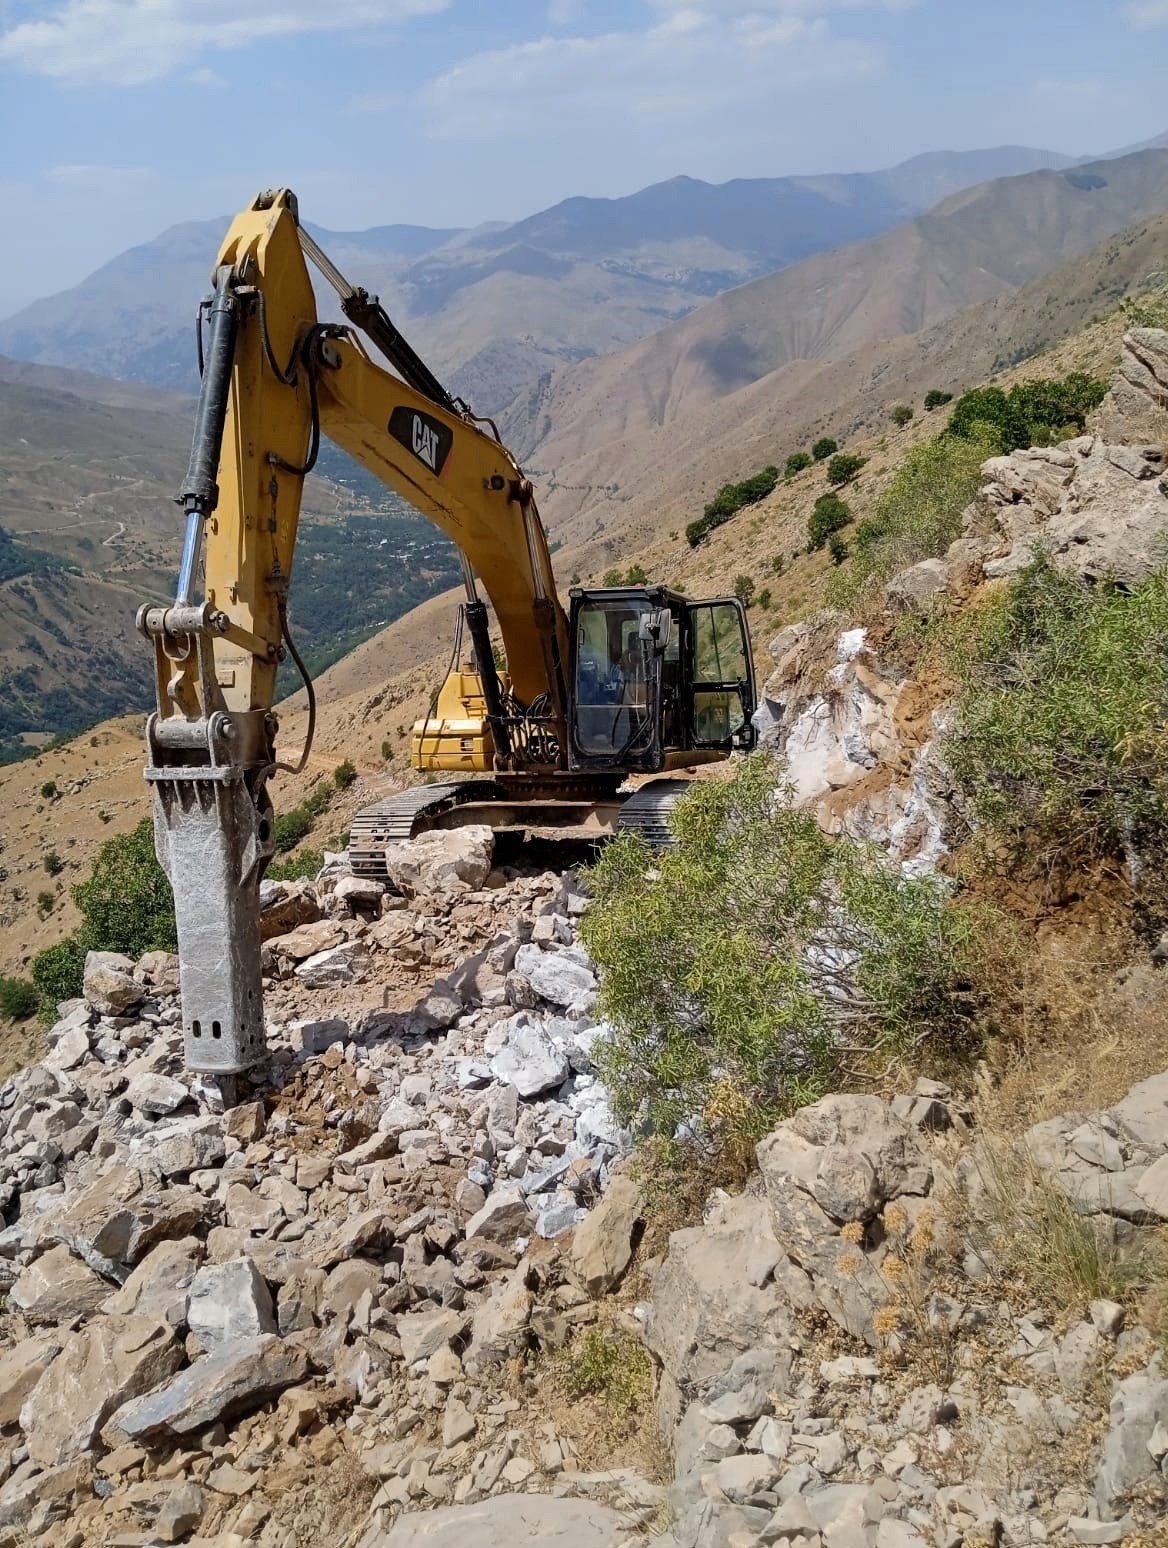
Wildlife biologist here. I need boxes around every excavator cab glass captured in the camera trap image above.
[567,587,755,770]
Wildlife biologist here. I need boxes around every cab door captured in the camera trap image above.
[686,599,757,751]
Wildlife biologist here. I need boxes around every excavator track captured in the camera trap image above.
[349,781,508,878]
[614,778,694,848]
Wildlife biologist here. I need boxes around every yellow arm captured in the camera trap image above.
[139,188,570,1082]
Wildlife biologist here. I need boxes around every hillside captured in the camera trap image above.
[0,145,1074,413]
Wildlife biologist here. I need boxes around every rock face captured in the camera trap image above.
[1090,325,1168,444]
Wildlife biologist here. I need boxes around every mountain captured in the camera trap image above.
[501,150,1168,551]
[0,358,461,755]
[0,145,1073,413]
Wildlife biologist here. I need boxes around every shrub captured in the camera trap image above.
[381,740,392,761]
[36,891,55,918]
[581,755,994,1164]
[828,533,849,566]
[946,372,1107,454]
[733,574,755,606]
[757,587,772,611]
[0,976,38,1021]
[40,780,57,800]
[827,426,997,609]
[43,850,62,876]
[771,554,786,577]
[274,805,315,852]
[826,452,867,486]
[267,848,324,883]
[74,818,176,958]
[807,492,852,551]
[625,564,648,586]
[333,759,357,790]
[924,390,953,412]
[785,451,812,478]
[891,405,914,427]
[946,557,1168,867]
[31,937,87,1007]
[602,568,623,586]
[812,438,838,462]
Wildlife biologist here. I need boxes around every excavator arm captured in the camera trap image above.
[139,189,569,1083]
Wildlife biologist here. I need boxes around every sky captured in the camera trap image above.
[0,0,1166,317]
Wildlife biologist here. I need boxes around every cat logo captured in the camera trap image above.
[388,406,453,478]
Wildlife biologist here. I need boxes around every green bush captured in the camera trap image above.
[267,848,325,882]
[785,451,812,478]
[274,805,316,852]
[811,438,838,462]
[946,372,1107,454]
[625,564,648,585]
[924,390,953,412]
[602,568,623,587]
[31,937,87,1007]
[827,427,997,609]
[828,533,849,566]
[807,492,852,551]
[771,554,786,577]
[686,466,780,547]
[36,891,55,918]
[757,587,772,611]
[581,755,993,1163]
[333,760,357,790]
[891,405,914,427]
[381,740,392,762]
[43,850,62,876]
[734,574,755,606]
[0,976,38,1021]
[946,557,1168,866]
[826,452,867,486]
[40,780,57,800]
[74,818,176,958]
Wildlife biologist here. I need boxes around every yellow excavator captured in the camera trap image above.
[139,189,756,1079]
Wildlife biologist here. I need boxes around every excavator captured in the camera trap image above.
[138,189,756,1083]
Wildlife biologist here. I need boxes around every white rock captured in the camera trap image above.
[489,1013,570,1098]
[187,1259,276,1352]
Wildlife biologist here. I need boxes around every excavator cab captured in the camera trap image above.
[567,586,756,773]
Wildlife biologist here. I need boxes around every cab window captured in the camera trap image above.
[690,602,749,746]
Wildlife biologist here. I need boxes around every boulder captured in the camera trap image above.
[383,826,494,899]
[129,1115,226,1178]
[83,950,145,1016]
[20,1316,182,1467]
[462,1266,532,1374]
[1096,1365,1168,1517]
[259,881,322,941]
[0,1335,61,1426]
[45,1022,90,1073]
[124,1072,191,1116]
[101,1237,204,1328]
[187,1258,277,1352]
[510,944,597,1009]
[270,917,345,959]
[396,1307,468,1366]
[135,950,181,994]
[10,1244,111,1324]
[886,557,948,609]
[1091,327,1168,444]
[489,1012,570,1098]
[103,1334,310,1446]
[464,1186,533,1245]
[295,941,370,987]
[569,1175,643,1297]
[52,1164,210,1279]
[334,874,386,914]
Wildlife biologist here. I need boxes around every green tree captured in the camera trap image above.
[771,554,786,577]
[891,405,914,427]
[333,759,357,790]
[811,437,838,462]
[43,850,63,876]
[32,938,87,1006]
[828,533,849,566]
[826,452,867,487]
[40,780,57,800]
[785,451,812,478]
[756,587,772,611]
[924,390,953,411]
[946,372,1106,454]
[74,818,176,959]
[806,492,852,551]
[625,564,648,585]
[733,574,755,606]
[602,567,623,586]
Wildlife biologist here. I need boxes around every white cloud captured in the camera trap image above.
[1124,0,1168,24]
[0,0,451,85]
[416,8,885,141]
[189,66,227,88]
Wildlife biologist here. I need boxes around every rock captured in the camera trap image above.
[717,1452,779,1504]
[101,1237,204,1328]
[155,1481,205,1542]
[20,1316,183,1467]
[1095,1365,1168,1516]
[1110,1069,1168,1151]
[136,948,181,993]
[397,1308,468,1366]
[1133,1155,1168,1219]
[569,1174,643,1297]
[489,1013,570,1098]
[187,1258,277,1351]
[45,1023,90,1073]
[124,1072,191,1115]
[52,1164,210,1278]
[643,1191,797,1407]
[511,943,596,1008]
[464,1186,533,1244]
[83,951,145,1015]
[104,1334,310,1446]
[294,1017,349,1055]
[0,1335,61,1426]
[10,1244,111,1324]
[364,1494,634,1547]
[226,1100,266,1144]
[130,1115,224,1176]
[1091,327,1168,443]
[383,826,495,899]
[295,941,370,986]
[462,1267,532,1374]
[333,874,386,914]
[886,557,948,609]
[1090,1300,1126,1338]
[441,1396,476,1449]
[1067,1521,1125,1546]
[270,917,346,959]
[259,881,322,941]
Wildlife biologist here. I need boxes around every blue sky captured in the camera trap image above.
[0,0,1165,316]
